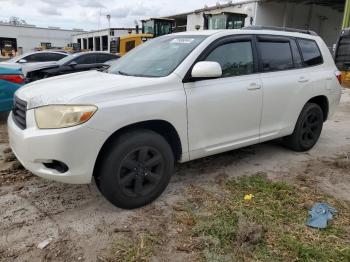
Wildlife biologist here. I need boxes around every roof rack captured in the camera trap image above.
[243,26,318,36]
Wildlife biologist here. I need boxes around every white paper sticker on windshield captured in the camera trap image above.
[170,38,195,44]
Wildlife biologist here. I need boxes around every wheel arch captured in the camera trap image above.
[93,119,183,178]
[307,95,329,121]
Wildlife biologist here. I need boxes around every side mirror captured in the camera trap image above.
[69,61,78,67]
[18,59,27,64]
[191,61,222,79]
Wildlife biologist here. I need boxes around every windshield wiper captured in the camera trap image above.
[114,70,157,78]
[116,70,132,76]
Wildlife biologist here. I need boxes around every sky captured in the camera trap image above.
[0,0,232,30]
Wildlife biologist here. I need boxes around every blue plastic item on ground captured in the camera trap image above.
[306,203,337,229]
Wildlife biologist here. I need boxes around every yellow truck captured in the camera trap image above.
[141,18,174,37]
[110,18,175,56]
[111,34,153,56]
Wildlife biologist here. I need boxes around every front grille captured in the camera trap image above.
[12,96,27,130]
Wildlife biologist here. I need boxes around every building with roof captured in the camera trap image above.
[0,22,85,57]
[71,28,137,53]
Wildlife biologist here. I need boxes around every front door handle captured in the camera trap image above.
[298,77,309,83]
[247,83,262,91]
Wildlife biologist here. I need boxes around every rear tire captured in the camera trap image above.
[283,103,324,152]
[95,129,174,209]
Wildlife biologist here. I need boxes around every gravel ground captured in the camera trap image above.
[0,89,350,262]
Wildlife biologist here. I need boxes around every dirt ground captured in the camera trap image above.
[1,89,350,262]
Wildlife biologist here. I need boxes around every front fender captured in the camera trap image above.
[85,90,189,159]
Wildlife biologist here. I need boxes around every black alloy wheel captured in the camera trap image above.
[300,110,322,149]
[283,103,324,152]
[96,129,174,209]
[118,146,164,197]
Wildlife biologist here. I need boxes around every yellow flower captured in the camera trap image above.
[244,194,254,201]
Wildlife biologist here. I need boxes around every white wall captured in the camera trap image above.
[254,2,285,27]
[0,24,82,53]
[255,1,343,47]
[187,13,204,31]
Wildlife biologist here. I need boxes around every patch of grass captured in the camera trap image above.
[183,174,350,262]
[110,231,160,262]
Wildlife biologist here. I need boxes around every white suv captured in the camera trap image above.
[8,28,342,209]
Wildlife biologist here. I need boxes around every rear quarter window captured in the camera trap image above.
[298,39,323,67]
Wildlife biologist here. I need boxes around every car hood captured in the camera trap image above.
[16,70,178,109]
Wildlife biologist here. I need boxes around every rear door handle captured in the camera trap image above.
[247,83,262,91]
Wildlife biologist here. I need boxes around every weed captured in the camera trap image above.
[110,231,160,262]
[182,174,350,262]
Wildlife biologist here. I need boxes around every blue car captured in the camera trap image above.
[0,65,25,112]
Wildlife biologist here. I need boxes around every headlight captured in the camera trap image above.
[34,105,97,129]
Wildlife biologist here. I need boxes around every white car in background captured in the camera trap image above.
[0,51,69,76]
[8,28,342,209]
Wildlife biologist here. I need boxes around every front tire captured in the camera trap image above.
[95,129,174,209]
[283,103,324,152]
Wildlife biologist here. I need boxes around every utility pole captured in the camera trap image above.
[106,14,111,29]
[343,0,350,29]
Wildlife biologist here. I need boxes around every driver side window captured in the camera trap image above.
[205,41,254,78]
[23,53,46,62]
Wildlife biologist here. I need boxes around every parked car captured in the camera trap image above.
[3,51,68,64]
[26,52,119,82]
[0,51,69,77]
[0,65,25,112]
[8,28,342,209]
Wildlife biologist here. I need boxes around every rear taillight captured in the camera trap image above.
[0,74,25,84]
[335,71,342,85]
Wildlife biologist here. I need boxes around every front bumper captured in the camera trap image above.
[8,110,109,184]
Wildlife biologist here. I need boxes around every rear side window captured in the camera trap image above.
[258,41,294,72]
[298,39,323,66]
[205,41,254,77]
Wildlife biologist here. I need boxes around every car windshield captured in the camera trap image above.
[108,35,207,77]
